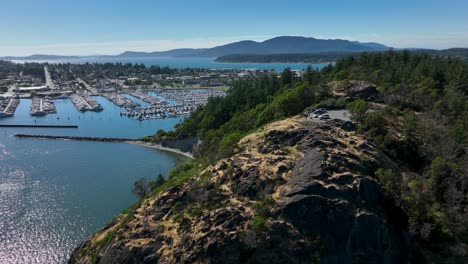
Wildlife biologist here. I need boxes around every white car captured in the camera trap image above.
[319,114,330,120]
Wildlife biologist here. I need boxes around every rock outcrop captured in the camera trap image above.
[330,80,380,101]
[69,116,415,264]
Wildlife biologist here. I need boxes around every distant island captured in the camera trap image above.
[2,36,467,64]
[0,36,390,61]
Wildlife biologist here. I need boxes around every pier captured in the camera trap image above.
[14,134,137,142]
[0,98,20,117]
[70,94,103,112]
[30,97,56,116]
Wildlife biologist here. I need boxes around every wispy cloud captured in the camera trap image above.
[1,32,466,56]
[0,35,274,56]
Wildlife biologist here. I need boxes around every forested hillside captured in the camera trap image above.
[156,50,467,257]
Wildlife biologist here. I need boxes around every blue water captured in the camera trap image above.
[13,57,328,71]
[0,97,188,263]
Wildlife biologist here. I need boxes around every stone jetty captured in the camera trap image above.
[0,98,20,117]
[14,134,137,142]
[70,94,103,112]
[30,97,56,116]
[1,124,78,128]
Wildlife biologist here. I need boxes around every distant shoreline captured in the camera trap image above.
[128,141,194,159]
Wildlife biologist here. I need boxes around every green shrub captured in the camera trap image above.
[252,216,267,233]
[314,97,347,110]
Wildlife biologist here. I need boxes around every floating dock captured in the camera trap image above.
[30,97,56,116]
[0,98,20,117]
[70,94,103,112]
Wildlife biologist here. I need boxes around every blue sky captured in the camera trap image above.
[0,0,467,55]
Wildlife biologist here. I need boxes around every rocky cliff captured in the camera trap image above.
[69,116,415,263]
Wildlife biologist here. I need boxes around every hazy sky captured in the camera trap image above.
[0,0,467,56]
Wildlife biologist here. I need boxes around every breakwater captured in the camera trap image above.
[14,134,137,142]
[0,124,78,128]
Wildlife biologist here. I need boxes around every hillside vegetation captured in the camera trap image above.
[159,50,468,256]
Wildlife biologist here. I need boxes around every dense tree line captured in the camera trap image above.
[330,51,467,254]
[215,52,362,63]
[215,48,468,63]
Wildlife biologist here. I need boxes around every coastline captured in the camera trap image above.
[128,141,194,159]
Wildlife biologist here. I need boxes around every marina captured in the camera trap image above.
[30,97,57,116]
[0,89,226,121]
[122,89,226,120]
[128,90,164,105]
[101,92,140,109]
[70,94,103,112]
[155,89,226,109]
[0,98,20,117]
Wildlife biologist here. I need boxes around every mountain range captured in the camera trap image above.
[0,36,391,60]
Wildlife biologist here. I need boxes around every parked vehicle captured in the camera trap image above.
[312,108,327,118]
[319,114,330,120]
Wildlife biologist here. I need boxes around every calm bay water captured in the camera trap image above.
[13,57,328,71]
[0,96,188,263]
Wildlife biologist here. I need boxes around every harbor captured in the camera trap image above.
[0,98,20,117]
[70,94,103,112]
[101,92,140,109]
[122,89,226,120]
[30,97,57,116]
[0,88,226,121]
[128,90,165,105]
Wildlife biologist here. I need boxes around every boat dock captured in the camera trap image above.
[129,90,165,105]
[101,93,140,109]
[0,98,20,117]
[30,97,56,116]
[70,94,103,112]
[121,89,226,120]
